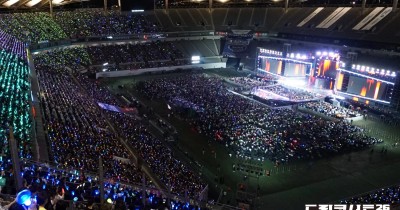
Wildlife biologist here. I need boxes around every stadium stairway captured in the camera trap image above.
[27,51,49,162]
[69,73,169,193]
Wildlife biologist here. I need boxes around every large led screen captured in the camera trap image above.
[259,57,283,75]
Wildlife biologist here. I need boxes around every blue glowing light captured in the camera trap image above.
[16,190,32,206]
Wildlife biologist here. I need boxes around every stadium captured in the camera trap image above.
[0,0,400,209]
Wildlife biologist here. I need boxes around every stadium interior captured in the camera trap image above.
[0,0,400,210]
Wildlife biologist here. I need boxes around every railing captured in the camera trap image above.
[17,159,210,207]
[28,30,216,51]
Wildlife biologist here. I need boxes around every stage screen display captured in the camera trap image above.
[259,57,283,75]
[346,75,391,101]
[317,60,338,78]
[284,62,309,77]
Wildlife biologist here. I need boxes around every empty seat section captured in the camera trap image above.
[364,12,400,43]
[304,7,336,28]
[179,40,201,56]
[189,9,208,26]
[250,8,267,28]
[237,8,252,28]
[198,9,212,25]
[214,39,221,54]
[272,8,305,30]
[168,9,185,26]
[212,9,228,29]
[178,10,197,27]
[203,39,220,55]
[179,9,205,31]
[265,8,285,31]
[192,40,215,57]
[328,7,361,30]
[144,13,159,26]
[173,41,191,56]
[154,10,176,31]
[224,8,240,26]
[369,10,399,32]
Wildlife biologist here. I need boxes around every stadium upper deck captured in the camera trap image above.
[0,6,399,48]
[153,7,400,45]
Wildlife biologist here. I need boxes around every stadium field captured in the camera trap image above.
[104,69,400,209]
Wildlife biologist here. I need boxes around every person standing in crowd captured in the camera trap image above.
[36,192,48,210]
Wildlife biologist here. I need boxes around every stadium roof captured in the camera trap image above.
[0,0,89,9]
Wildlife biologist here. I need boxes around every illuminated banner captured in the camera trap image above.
[350,64,396,78]
[113,156,131,164]
[97,102,137,114]
[259,48,283,57]
[335,69,395,103]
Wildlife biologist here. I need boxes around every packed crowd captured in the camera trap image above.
[0,10,159,44]
[0,13,66,43]
[54,10,159,38]
[87,42,189,72]
[258,85,318,101]
[341,184,400,205]
[228,77,275,90]
[34,52,143,185]
[107,111,205,197]
[33,48,91,72]
[300,101,361,119]
[0,30,26,58]
[0,161,200,210]
[33,42,189,73]
[76,75,206,198]
[137,74,381,162]
[33,50,206,200]
[0,49,32,194]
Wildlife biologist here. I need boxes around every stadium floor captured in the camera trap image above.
[104,69,400,210]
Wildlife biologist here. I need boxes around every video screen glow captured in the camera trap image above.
[317,60,338,78]
[335,72,394,102]
[346,75,388,100]
[284,62,309,77]
[259,57,283,75]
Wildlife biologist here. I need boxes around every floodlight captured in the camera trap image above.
[3,0,19,7]
[191,56,200,64]
[52,0,64,4]
[26,0,41,7]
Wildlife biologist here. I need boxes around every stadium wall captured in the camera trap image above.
[95,63,226,78]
